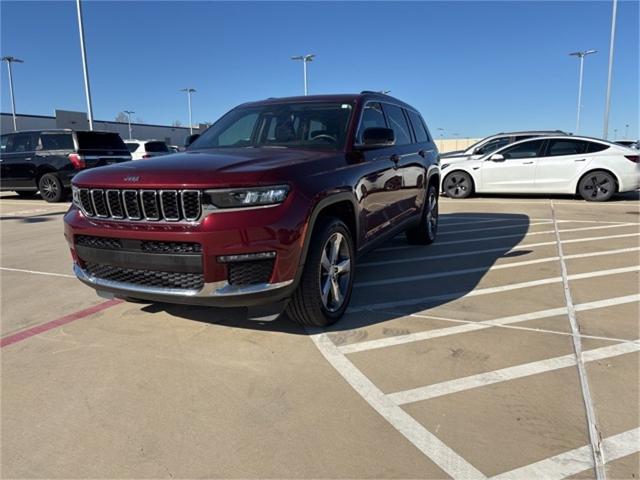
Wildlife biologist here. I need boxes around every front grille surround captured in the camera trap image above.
[77,187,203,222]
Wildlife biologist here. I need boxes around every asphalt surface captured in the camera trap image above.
[1,191,639,479]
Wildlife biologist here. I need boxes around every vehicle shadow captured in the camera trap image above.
[465,190,639,202]
[144,212,531,334]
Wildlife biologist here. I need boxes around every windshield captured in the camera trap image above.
[189,102,354,151]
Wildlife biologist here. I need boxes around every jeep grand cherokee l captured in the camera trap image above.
[64,93,440,326]
[1,129,131,202]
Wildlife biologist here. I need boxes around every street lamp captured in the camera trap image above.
[625,124,629,139]
[603,0,618,139]
[124,110,135,139]
[437,127,445,151]
[76,0,94,130]
[613,128,618,139]
[453,133,460,150]
[1,56,23,131]
[569,49,597,134]
[180,88,196,134]
[291,54,315,95]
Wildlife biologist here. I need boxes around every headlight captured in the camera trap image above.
[203,185,289,209]
[72,185,81,207]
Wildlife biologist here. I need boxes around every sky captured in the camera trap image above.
[1,0,638,139]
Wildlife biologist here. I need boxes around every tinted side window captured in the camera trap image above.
[145,141,169,152]
[587,142,610,153]
[126,143,139,152]
[1,134,10,153]
[6,133,38,153]
[501,139,545,159]
[40,133,74,151]
[477,137,510,155]
[407,110,429,144]
[382,104,412,146]
[547,139,588,156]
[357,102,386,142]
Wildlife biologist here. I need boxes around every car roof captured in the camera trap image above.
[2,129,114,135]
[488,130,568,137]
[237,92,417,111]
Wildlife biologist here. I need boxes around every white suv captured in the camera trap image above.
[125,140,171,160]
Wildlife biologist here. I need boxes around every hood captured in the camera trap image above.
[441,155,473,166]
[72,147,338,189]
[440,150,466,158]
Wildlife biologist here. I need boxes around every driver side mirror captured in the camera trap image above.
[185,133,200,148]
[489,153,505,162]
[358,127,395,149]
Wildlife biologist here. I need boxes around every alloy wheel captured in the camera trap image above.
[426,191,438,239]
[581,173,613,200]
[445,174,470,198]
[319,232,351,312]
[40,177,59,201]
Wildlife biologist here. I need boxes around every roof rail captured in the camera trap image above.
[360,90,390,95]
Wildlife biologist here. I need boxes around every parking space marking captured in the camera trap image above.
[0,267,75,279]
[388,342,640,405]
[339,294,640,354]
[349,265,640,312]
[0,299,122,348]
[551,200,606,480]
[378,223,636,252]
[439,220,552,236]
[490,428,639,480]
[309,330,487,479]
[355,246,640,288]
[441,198,640,208]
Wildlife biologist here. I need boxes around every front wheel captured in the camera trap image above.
[578,171,616,202]
[406,184,439,245]
[38,173,65,203]
[443,171,474,198]
[286,217,354,327]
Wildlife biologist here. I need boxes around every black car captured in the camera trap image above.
[0,129,131,202]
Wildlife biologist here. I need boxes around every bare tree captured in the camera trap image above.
[115,111,128,123]
[172,120,182,127]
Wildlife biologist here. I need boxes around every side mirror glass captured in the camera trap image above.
[489,153,505,162]
[359,127,395,149]
[185,133,200,148]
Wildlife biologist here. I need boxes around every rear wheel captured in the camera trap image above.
[443,171,474,198]
[578,171,616,202]
[406,183,439,245]
[286,218,354,327]
[38,173,65,203]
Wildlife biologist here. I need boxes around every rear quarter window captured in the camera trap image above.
[144,141,169,152]
[407,110,430,144]
[587,142,610,153]
[126,143,140,153]
[76,132,127,151]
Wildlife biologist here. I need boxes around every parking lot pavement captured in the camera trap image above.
[1,191,639,479]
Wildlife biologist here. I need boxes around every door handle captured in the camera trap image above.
[523,161,534,165]
[390,154,401,163]
[574,158,586,162]
[418,150,426,158]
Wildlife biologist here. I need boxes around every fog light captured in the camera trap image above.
[217,251,276,263]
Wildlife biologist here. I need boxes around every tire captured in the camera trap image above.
[286,217,354,327]
[15,191,38,198]
[443,171,474,198]
[578,170,616,202]
[38,173,65,203]
[406,183,439,245]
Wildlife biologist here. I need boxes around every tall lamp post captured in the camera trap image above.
[569,50,597,134]
[76,0,94,130]
[291,54,315,95]
[453,133,460,151]
[124,110,135,139]
[603,0,618,139]
[1,56,23,132]
[180,88,196,134]
[437,127,445,151]
[625,124,629,139]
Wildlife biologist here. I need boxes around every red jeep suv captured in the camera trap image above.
[64,92,440,326]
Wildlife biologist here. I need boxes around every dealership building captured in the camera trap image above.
[1,110,203,146]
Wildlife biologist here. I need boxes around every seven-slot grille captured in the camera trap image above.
[77,188,201,222]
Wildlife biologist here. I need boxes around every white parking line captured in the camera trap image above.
[490,428,639,480]
[388,342,640,405]
[361,232,640,268]
[348,265,640,312]
[0,267,75,279]
[308,330,487,480]
[354,246,640,288]
[378,223,636,252]
[551,200,606,480]
[338,294,639,354]
[439,220,552,236]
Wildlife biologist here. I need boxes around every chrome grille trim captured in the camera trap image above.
[76,188,203,223]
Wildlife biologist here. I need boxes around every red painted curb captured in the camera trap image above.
[1,299,123,348]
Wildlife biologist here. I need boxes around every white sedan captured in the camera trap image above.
[440,136,639,202]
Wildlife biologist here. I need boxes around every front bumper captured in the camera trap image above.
[64,192,310,307]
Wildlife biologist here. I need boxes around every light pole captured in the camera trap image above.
[291,54,315,95]
[76,0,94,130]
[1,56,23,132]
[437,127,445,151]
[613,128,618,139]
[124,110,135,139]
[625,124,629,139]
[603,0,618,139]
[180,88,196,134]
[453,133,460,150]
[569,50,597,134]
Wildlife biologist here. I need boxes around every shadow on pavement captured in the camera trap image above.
[144,212,531,334]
